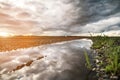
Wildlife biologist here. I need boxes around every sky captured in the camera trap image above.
[0,0,120,36]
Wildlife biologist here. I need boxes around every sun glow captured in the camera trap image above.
[0,32,13,37]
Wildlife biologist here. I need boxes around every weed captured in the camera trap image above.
[91,36,120,79]
[84,50,92,69]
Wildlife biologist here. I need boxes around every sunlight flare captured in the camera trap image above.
[0,32,13,37]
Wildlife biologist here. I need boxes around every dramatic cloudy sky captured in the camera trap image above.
[0,0,120,36]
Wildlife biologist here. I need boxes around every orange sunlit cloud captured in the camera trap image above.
[0,2,37,36]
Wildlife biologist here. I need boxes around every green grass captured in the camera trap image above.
[105,46,120,74]
[84,50,92,69]
[91,36,120,77]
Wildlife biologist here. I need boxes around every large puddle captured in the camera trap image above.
[0,39,96,80]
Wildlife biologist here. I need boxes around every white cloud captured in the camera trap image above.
[80,17,120,33]
[0,0,119,36]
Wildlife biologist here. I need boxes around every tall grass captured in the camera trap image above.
[84,50,92,69]
[91,36,120,77]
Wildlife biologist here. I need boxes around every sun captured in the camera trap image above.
[0,32,13,37]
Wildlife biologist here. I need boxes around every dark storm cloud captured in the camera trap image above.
[0,0,120,35]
